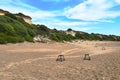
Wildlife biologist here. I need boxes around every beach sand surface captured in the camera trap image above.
[0,41,120,80]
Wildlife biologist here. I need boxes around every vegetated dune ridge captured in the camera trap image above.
[0,41,120,80]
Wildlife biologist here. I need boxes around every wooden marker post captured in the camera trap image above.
[83,54,91,60]
[56,55,65,62]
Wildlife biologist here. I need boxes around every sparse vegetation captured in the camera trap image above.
[0,9,120,44]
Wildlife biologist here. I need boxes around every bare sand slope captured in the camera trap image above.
[0,41,120,80]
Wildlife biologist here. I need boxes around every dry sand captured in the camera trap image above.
[0,41,120,80]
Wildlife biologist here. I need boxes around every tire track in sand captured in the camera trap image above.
[0,48,82,71]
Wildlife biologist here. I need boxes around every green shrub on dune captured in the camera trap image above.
[0,14,34,43]
[0,10,120,44]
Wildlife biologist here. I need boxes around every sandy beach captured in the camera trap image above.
[0,41,120,80]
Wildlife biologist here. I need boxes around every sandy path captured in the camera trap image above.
[0,47,115,72]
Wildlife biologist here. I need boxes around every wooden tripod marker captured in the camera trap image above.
[83,54,91,60]
[56,55,65,62]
